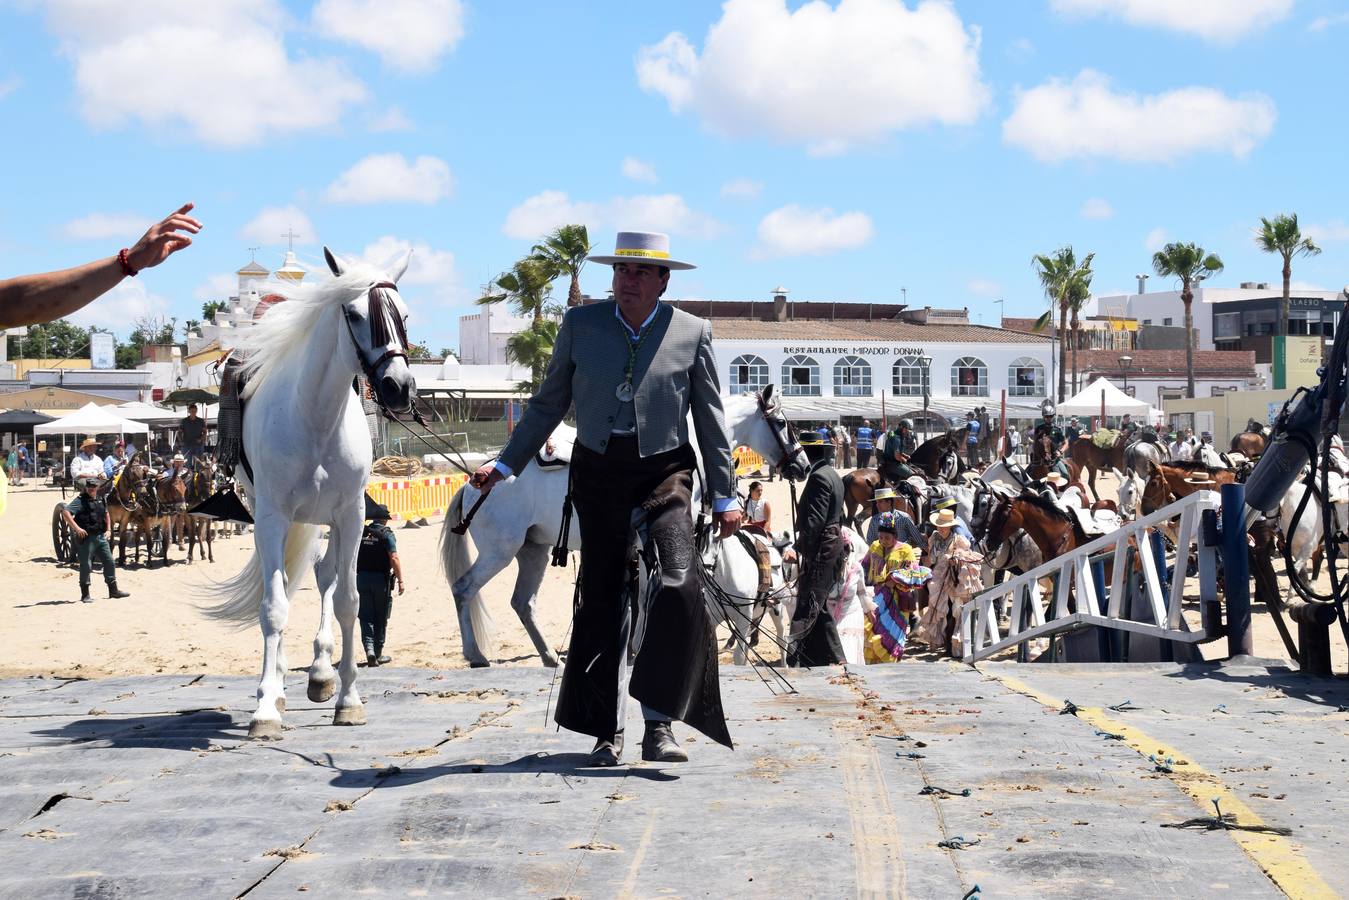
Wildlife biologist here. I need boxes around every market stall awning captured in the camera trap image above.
[0,409,55,431]
[776,394,1048,423]
[115,401,186,425]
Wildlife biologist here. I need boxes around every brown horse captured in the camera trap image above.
[129,470,186,567]
[842,467,884,528]
[984,491,1080,567]
[1070,435,1127,501]
[1140,461,1236,515]
[1230,429,1266,458]
[101,460,153,565]
[183,458,217,563]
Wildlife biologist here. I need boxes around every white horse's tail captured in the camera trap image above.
[203,523,321,626]
[440,486,495,655]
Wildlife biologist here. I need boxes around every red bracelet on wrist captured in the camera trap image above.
[118,248,138,277]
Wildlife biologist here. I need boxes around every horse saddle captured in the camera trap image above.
[1068,505,1121,537]
[533,425,577,469]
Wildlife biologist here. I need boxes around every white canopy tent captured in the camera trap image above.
[35,402,150,437]
[1057,377,1160,421]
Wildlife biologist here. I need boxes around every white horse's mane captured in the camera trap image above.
[238,264,384,398]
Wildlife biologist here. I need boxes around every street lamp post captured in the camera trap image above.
[919,354,932,442]
[1120,354,1134,401]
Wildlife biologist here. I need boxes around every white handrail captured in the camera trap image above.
[959,490,1222,662]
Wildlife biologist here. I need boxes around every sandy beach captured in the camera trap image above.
[1,469,1340,680]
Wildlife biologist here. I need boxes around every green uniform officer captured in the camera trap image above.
[62,475,131,603]
[356,503,403,667]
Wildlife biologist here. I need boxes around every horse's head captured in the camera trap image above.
[982,493,1019,557]
[736,385,809,481]
[1140,470,1170,515]
[327,247,417,414]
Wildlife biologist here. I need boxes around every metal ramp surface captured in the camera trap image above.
[1,661,1345,897]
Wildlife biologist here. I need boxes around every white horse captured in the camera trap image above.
[1279,480,1325,599]
[440,384,809,667]
[206,249,416,739]
[1118,470,1147,520]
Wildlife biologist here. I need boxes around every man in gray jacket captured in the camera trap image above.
[472,231,740,766]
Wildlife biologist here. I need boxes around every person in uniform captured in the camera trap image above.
[854,419,875,468]
[356,503,403,668]
[1032,401,1068,477]
[789,440,848,667]
[61,475,130,603]
[470,231,741,767]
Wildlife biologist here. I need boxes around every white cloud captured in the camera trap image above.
[1050,0,1292,42]
[1309,13,1349,32]
[39,0,367,147]
[60,212,153,240]
[1145,227,1169,252]
[1006,37,1035,62]
[754,204,874,258]
[368,106,415,133]
[502,190,723,241]
[636,0,989,154]
[194,273,238,303]
[68,277,174,331]
[720,178,764,199]
[1304,220,1349,243]
[312,0,464,72]
[358,235,461,303]
[324,153,454,204]
[967,279,1002,297]
[1003,70,1276,163]
[240,205,316,246]
[0,77,18,99]
[1080,197,1115,220]
[621,157,658,183]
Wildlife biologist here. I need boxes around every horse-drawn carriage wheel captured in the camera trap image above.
[51,502,73,562]
[150,525,167,561]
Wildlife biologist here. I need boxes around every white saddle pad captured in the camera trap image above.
[1069,505,1120,536]
[535,423,577,465]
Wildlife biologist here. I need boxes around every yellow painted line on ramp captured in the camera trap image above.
[987,671,1336,900]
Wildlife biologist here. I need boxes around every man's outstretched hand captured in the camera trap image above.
[127,202,202,272]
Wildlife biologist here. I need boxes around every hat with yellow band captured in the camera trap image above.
[588,231,696,271]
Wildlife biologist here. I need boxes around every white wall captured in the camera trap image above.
[1120,376,1250,410]
[710,338,1055,400]
[459,304,532,365]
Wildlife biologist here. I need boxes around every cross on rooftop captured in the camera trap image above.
[281,228,300,251]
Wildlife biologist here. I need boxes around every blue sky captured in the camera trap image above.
[3,0,1349,352]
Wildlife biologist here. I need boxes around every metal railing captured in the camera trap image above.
[959,490,1223,663]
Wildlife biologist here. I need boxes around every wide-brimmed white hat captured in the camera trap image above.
[588,231,696,270]
[929,508,959,529]
[1043,472,1068,486]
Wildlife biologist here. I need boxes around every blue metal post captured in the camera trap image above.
[1150,530,1169,596]
[1092,558,1114,661]
[1221,482,1253,658]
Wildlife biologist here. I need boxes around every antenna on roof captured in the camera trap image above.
[247,246,261,263]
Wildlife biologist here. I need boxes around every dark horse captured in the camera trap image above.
[841,430,964,528]
[1069,435,1128,501]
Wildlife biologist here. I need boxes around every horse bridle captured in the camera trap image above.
[755,393,803,472]
[344,281,409,387]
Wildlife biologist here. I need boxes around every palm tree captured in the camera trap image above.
[531,224,592,308]
[1066,269,1095,395]
[1032,246,1095,402]
[1255,213,1320,338]
[478,257,561,390]
[1152,242,1223,398]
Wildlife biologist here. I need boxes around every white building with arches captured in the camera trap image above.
[708,318,1055,425]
